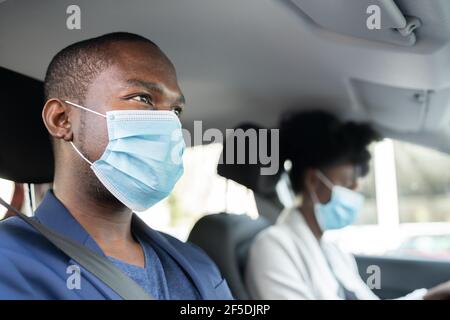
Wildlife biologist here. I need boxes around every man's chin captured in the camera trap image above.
[90,183,126,209]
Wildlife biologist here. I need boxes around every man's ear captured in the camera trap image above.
[42,99,73,142]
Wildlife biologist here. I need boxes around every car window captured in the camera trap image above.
[136,143,258,241]
[0,178,14,219]
[139,139,450,260]
[394,141,450,223]
[325,139,450,261]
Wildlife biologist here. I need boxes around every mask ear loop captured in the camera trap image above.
[70,142,93,166]
[316,170,335,190]
[64,100,105,166]
[310,170,335,205]
[64,100,107,118]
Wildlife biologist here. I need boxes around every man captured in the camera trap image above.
[0,32,233,300]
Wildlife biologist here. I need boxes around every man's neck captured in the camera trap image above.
[53,183,145,267]
[53,184,133,241]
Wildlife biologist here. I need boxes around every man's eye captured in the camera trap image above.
[131,95,152,105]
[172,106,183,116]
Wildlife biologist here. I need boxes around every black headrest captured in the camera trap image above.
[188,213,271,299]
[217,122,279,196]
[0,67,54,183]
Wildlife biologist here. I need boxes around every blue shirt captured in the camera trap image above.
[108,236,199,300]
[0,191,233,300]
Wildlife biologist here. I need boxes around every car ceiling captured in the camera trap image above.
[1,0,450,154]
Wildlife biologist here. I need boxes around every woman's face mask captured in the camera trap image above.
[310,171,364,231]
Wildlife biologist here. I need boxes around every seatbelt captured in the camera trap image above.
[0,196,153,300]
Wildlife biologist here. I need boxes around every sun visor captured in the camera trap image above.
[290,0,421,46]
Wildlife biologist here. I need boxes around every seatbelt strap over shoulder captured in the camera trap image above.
[0,196,153,300]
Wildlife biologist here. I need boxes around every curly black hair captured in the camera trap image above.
[279,110,381,192]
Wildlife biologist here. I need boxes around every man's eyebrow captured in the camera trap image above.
[126,79,162,92]
[126,79,185,105]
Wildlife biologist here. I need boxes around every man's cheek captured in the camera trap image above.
[85,122,109,161]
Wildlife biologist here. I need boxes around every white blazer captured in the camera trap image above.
[245,207,425,300]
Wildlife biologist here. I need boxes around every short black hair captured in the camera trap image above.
[44,32,158,103]
[279,110,381,192]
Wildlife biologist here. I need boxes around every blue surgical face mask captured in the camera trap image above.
[310,171,364,231]
[65,100,185,212]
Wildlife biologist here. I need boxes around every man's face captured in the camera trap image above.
[69,41,185,201]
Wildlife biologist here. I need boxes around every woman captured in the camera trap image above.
[245,110,447,300]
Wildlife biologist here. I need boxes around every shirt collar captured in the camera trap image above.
[279,206,325,245]
[34,190,105,256]
[131,216,210,299]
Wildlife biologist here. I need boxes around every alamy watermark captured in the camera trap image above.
[366,264,381,290]
[171,121,279,176]
[66,5,81,30]
[366,4,381,30]
[66,264,81,290]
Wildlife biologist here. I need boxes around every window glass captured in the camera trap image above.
[137,143,257,241]
[394,141,450,223]
[0,178,14,219]
[327,140,450,260]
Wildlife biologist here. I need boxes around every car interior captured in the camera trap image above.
[1,0,450,300]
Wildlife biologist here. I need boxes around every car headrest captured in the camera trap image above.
[188,212,271,299]
[0,67,54,183]
[217,122,279,197]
